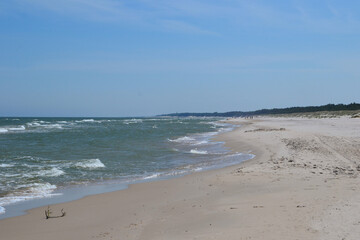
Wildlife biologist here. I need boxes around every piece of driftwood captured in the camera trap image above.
[45,206,66,219]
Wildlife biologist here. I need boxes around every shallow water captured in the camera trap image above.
[0,117,253,216]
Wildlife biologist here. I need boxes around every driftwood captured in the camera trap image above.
[45,206,66,219]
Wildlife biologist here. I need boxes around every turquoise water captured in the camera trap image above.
[0,117,253,215]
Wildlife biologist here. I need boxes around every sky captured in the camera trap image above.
[1,0,360,117]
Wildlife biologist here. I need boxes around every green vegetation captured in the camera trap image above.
[161,103,360,118]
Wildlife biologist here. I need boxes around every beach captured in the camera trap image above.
[1,117,360,240]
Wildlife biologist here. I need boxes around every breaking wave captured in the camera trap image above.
[190,149,208,155]
[74,159,105,169]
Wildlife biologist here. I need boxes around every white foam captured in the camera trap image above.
[0,183,60,215]
[123,119,143,124]
[38,167,65,177]
[26,122,41,127]
[57,121,68,124]
[211,122,229,127]
[192,140,209,145]
[8,125,26,131]
[143,173,161,180]
[76,119,95,123]
[190,149,208,155]
[26,121,64,130]
[0,164,14,168]
[0,128,8,133]
[75,159,105,169]
[169,136,195,143]
[44,124,63,129]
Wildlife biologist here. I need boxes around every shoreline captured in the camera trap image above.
[1,117,360,239]
[0,121,252,220]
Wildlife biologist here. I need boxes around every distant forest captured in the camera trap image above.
[161,103,360,117]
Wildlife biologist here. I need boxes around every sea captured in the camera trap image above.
[0,117,253,218]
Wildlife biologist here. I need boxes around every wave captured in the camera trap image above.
[75,119,95,123]
[0,183,60,215]
[192,140,209,145]
[0,125,26,133]
[123,119,143,124]
[168,136,195,143]
[0,128,8,133]
[56,121,68,124]
[74,159,105,169]
[190,149,208,155]
[26,122,41,127]
[0,164,14,168]
[26,121,63,130]
[37,167,65,177]
[8,126,26,131]
[143,173,161,180]
[143,118,171,121]
[43,124,63,129]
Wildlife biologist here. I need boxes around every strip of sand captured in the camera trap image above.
[1,117,360,240]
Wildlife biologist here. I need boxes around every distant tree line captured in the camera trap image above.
[160,103,360,117]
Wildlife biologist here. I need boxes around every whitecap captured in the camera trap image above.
[168,136,195,143]
[0,164,14,168]
[8,125,26,131]
[75,119,95,123]
[190,149,208,155]
[75,159,105,169]
[26,122,41,127]
[0,128,8,133]
[43,124,63,129]
[38,167,65,177]
[123,119,143,124]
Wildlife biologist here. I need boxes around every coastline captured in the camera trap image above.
[1,117,360,239]
[0,119,251,220]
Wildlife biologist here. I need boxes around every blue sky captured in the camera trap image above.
[1,0,360,117]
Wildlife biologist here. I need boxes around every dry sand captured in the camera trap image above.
[1,117,360,240]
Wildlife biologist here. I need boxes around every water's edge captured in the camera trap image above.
[0,123,254,220]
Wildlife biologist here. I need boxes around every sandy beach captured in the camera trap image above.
[1,117,360,240]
